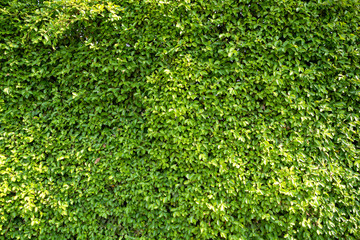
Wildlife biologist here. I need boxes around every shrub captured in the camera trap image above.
[1,0,360,239]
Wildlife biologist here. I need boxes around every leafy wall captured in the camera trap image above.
[1,0,360,239]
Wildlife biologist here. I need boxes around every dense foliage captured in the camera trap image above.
[1,0,360,239]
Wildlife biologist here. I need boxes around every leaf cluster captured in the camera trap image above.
[1,0,360,239]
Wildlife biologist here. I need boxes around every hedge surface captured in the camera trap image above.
[1,0,360,239]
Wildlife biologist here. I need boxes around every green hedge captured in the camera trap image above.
[1,0,360,239]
